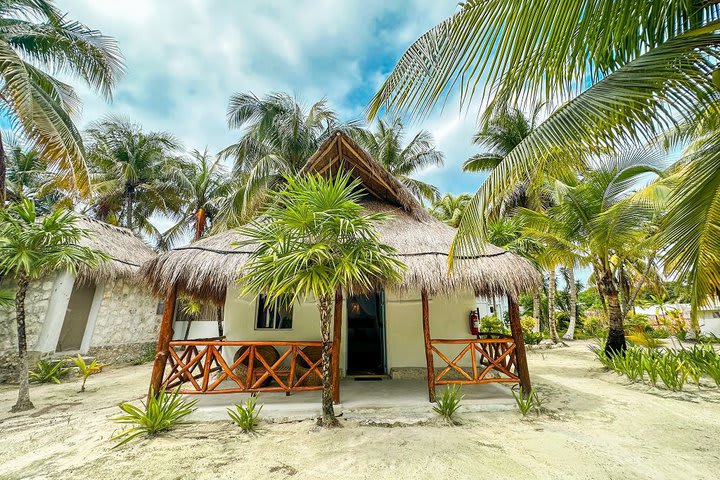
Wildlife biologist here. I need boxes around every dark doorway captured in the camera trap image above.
[56,283,96,352]
[346,292,385,375]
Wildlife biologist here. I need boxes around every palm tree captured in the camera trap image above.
[561,265,579,340]
[431,193,471,228]
[517,154,666,355]
[238,173,405,426]
[351,118,444,204]
[85,116,183,242]
[162,150,233,247]
[369,1,720,333]
[0,199,106,411]
[220,92,351,217]
[0,0,123,205]
[464,106,540,171]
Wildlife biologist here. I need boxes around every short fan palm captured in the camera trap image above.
[237,173,406,426]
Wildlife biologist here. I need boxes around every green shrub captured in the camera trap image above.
[524,331,544,345]
[228,396,263,433]
[112,387,197,447]
[642,350,662,387]
[29,360,70,384]
[647,327,670,339]
[433,385,464,424]
[479,315,507,334]
[624,313,651,334]
[582,315,608,339]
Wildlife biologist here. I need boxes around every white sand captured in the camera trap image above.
[1,341,719,480]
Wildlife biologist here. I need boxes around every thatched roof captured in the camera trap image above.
[141,131,538,304]
[75,218,156,284]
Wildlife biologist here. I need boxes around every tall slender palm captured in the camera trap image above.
[369,1,720,329]
[162,150,233,248]
[517,154,666,354]
[238,173,405,426]
[0,0,123,205]
[430,193,471,228]
[85,116,183,242]
[220,92,351,216]
[350,118,444,204]
[0,199,106,411]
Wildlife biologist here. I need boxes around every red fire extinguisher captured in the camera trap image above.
[469,310,479,336]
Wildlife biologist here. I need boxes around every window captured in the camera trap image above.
[255,294,293,329]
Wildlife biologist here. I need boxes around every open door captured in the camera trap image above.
[346,292,385,375]
[56,283,96,352]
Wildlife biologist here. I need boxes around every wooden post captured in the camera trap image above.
[331,290,343,404]
[148,284,177,400]
[421,288,436,402]
[507,294,532,395]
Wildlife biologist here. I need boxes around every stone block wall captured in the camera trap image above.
[0,275,56,382]
[88,278,161,359]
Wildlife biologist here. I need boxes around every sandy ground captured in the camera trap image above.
[1,341,719,480]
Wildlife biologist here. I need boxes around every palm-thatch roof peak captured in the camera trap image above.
[141,131,538,304]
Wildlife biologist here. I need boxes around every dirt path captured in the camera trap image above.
[1,341,719,480]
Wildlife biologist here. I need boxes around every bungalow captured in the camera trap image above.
[141,131,539,402]
[0,219,161,382]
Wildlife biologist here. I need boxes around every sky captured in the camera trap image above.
[57,0,490,198]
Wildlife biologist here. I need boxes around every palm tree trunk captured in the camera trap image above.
[183,316,193,340]
[317,294,339,427]
[563,267,577,340]
[195,207,206,241]
[548,268,559,343]
[532,290,540,330]
[12,275,34,412]
[125,189,134,230]
[597,269,626,356]
[0,130,6,208]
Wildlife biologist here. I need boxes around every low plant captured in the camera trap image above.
[697,333,720,344]
[227,395,263,433]
[642,350,662,387]
[70,355,108,392]
[610,347,644,382]
[657,354,688,392]
[433,385,464,424]
[132,344,157,366]
[626,331,662,349]
[29,359,70,384]
[112,387,197,447]
[512,386,543,416]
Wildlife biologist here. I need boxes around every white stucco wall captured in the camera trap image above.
[222,285,482,374]
[699,310,720,336]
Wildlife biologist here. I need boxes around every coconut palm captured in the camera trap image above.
[463,106,541,172]
[350,118,444,204]
[85,116,183,242]
[517,154,666,354]
[162,150,233,248]
[0,199,106,411]
[0,0,123,205]
[220,92,354,217]
[237,173,406,426]
[369,2,720,327]
[431,193,471,228]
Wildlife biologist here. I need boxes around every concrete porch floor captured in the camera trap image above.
[188,378,516,423]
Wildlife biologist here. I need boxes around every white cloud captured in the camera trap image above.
[57,0,486,197]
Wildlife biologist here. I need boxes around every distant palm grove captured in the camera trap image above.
[3,0,720,370]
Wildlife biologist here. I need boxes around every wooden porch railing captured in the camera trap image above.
[430,333,520,386]
[162,340,327,394]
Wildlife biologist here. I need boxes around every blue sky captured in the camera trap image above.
[58,0,490,198]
